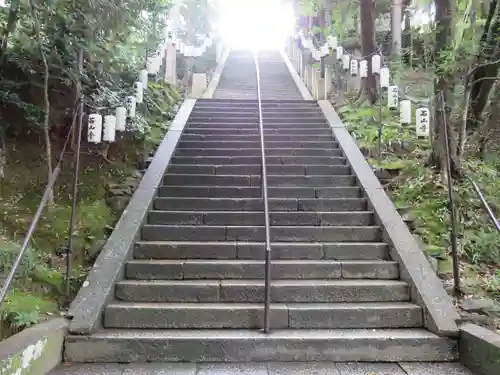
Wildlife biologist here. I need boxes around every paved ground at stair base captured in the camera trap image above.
[52,362,474,374]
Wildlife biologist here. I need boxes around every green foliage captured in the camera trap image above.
[339,99,500,300]
[0,0,172,135]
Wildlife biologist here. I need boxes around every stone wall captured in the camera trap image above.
[460,323,500,375]
[0,318,67,375]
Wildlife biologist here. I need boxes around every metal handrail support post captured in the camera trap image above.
[253,52,272,334]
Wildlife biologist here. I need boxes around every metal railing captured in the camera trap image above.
[253,52,272,333]
[0,100,82,305]
[469,178,500,232]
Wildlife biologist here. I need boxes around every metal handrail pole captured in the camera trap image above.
[0,100,79,306]
[253,52,272,334]
[0,164,61,305]
[469,178,500,232]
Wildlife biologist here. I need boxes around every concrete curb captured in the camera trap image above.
[0,318,68,375]
[460,323,500,375]
[203,47,230,99]
[67,99,196,334]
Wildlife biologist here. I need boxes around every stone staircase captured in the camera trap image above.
[65,96,457,362]
[214,51,302,100]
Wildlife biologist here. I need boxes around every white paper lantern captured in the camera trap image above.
[115,106,126,131]
[147,57,161,75]
[360,60,368,78]
[416,107,431,137]
[372,54,381,74]
[307,40,316,52]
[400,99,412,125]
[388,85,399,109]
[313,50,321,61]
[87,114,102,144]
[126,96,137,118]
[350,59,358,76]
[336,46,343,60]
[205,37,213,47]
[175,39,182,51]
[103,115,116,142]
[179,43,185,54]
[380,67,390,88]
[303,38,313,50]
[139,69,148,89]
[135,82,144,104]
[320,44,330,57]
[327,35,338,49]
[342,54,350,71]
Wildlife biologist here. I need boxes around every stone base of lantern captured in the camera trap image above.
[191,73,208,98]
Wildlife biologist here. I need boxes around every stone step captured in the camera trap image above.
[158,186,361,198]
[192,106,320,112]
[148,211,373,226]
[103,302,421,329]
[174,148,343,157]
[189,111,322,118]
[186,123,329,129]
[177,141,338,149]
[195,100,318,106]
[115,279,409,303]
[170,156,346,166]
[153,197,366,212]
[180,134,334,142]
[125,259,399,280]
[133,241,389,260]
[187,116,327,124]
[64,328,457,363]
[183,128,332,135]
[141,225,380,242]
[166,164,350,176]
[64,328,458,362]
[162,174,356,187]
[195,98,317,104]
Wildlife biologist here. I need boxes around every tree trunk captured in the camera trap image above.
[478,82,500,157]
[402,10,412,64]
[428,0,461,178]
[466,0,500,130]
[391,0,403,57]
[30,0,54,205]
[360,0,378,103]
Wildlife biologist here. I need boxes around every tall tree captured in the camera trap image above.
[360,0,377,103]
[465,0,500,131]
[429,0,461,177]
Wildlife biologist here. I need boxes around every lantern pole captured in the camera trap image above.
[65,47,84,300]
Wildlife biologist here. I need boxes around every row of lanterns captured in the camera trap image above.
[147,34,214,76]
[297,32,431,137]
[87,36,212,144]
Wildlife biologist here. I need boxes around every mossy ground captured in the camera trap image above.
[0,82,179,337]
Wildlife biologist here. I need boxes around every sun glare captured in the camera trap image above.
[217,0,295,50]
